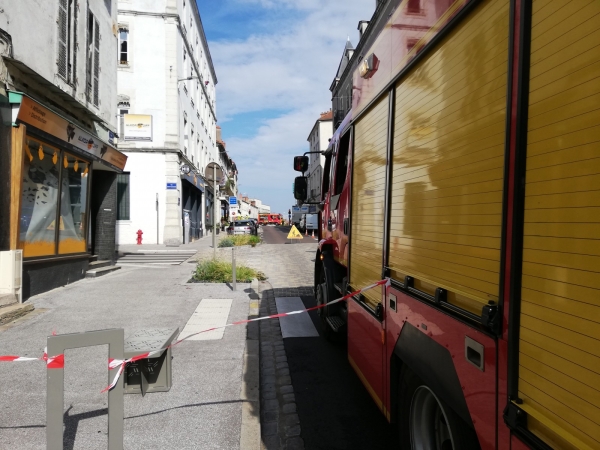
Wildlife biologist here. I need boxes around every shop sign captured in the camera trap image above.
[16,96,127,171]
[123,114,153,141]
[166,183,177,190]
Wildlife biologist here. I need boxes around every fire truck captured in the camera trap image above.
[259,213,283,226]
[293,1,599,449]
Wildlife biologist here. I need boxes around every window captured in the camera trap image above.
[57,0,77,83]
[407,38,419,52]
[334,132,350,195]
[119,28,128,64]
[118,107,129,141]
[407,0,421,14]
[19,138,90,257]
[86,11,100,106]
[183,49,186,61]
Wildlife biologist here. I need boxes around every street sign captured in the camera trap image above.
[230,196,237,205]
[287,225,304,240]
[166,183,177,190]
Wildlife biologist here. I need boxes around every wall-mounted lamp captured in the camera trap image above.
[178,76,199,82]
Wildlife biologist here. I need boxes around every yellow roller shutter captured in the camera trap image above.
[516,1,600,449]
[350,95,389,309]
[388,0,509,315]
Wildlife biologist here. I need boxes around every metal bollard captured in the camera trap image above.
[232,247,236,291]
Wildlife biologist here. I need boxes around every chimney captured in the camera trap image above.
[357,21,370,41]
[216,125,222,141]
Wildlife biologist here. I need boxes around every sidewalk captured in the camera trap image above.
[0,233,261,449]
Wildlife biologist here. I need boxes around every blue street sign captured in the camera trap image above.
[166,183,177,190]
[230,196,237,205]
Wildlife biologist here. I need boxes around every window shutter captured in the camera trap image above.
[93,18,100,106]
[57,0,68,79]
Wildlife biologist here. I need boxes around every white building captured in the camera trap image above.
[0,0,128,298]
[306,110,333,202]
[249,199,270,214]
[116,0,218,245]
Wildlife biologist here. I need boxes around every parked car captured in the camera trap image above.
[227,220,257,235]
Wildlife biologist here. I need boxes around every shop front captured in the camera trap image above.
[3,93,127,299]
[181,170,204,242]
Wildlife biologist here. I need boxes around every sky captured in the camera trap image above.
[196,0,376,215]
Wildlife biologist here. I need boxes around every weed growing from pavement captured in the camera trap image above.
[190,258,267,283]
[218,235,261,248]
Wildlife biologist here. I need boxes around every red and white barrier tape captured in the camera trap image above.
[2,278,391,393]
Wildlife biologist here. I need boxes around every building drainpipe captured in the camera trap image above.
[213,164,216,259]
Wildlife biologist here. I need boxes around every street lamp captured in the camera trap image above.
[177,76,199,82]
[206,161,223,258]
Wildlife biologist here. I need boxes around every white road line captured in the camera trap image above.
[275,297,319,338]
[179,298,233,340]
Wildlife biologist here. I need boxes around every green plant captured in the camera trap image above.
[218,237,234,248]
[224,235,262,247]
[191,258,265,283]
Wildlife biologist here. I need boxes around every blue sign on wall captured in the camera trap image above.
[230,196,237,205]
[166,183,177,190]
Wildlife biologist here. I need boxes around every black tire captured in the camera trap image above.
[398,369,480,450]
[316,253,337,340]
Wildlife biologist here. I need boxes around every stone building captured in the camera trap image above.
[116,0,219,245]
[0,0,127,299]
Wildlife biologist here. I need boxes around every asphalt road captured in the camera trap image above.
[281,296,399,449]
[261,225,317,245]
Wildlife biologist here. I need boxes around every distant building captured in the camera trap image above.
[116,0,218,245]
[306,110,333,203]
[330,0,393,132]
[0,0,127,299]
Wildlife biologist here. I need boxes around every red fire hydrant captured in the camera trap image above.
[136,229,143,245]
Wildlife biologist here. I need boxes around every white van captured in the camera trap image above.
[305,214,318,231]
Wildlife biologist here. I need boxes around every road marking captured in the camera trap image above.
[275,297,319,338]
[179,299,233,340]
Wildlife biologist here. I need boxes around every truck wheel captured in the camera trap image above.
[316,255,336,340]
[398,369,480,450]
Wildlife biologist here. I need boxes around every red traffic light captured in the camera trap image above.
[293,156,309,172]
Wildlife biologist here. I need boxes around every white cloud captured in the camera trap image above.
[209,1,375,213]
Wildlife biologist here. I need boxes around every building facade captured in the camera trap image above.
[0,0,127,299]
[116,0,219,245]
[306,110,333,203]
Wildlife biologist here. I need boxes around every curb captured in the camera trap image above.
[240,278,261,450]
[0,303,34,326]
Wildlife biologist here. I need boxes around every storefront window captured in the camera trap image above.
[19,138,90,257]
[58,153,89,254]
[20,140,61,257]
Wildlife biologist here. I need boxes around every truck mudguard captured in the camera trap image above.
[393,323,474,428]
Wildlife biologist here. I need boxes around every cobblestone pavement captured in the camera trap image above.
[187,231,318,449]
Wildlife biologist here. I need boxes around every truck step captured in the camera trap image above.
[326,315,346,333]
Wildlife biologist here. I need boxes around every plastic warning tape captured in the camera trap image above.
[1,278,391,392]
[102,278,390,392]
[0,347,65,368]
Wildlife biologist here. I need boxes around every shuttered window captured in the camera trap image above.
[516,2,600,449]
[349,95,389,309]
[117,173,131,221]
[388,0,509,315]
[86,11,100,107]
[57,0,68,79]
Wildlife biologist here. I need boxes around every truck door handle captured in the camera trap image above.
[465,336,484,371]
[343,218,349,235]
[327,219,332,231]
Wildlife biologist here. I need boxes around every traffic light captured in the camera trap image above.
[293,156,309,172]
[293,177,308,201]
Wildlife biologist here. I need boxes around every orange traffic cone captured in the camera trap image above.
[305,228,308,236]
[311,230,315,239]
